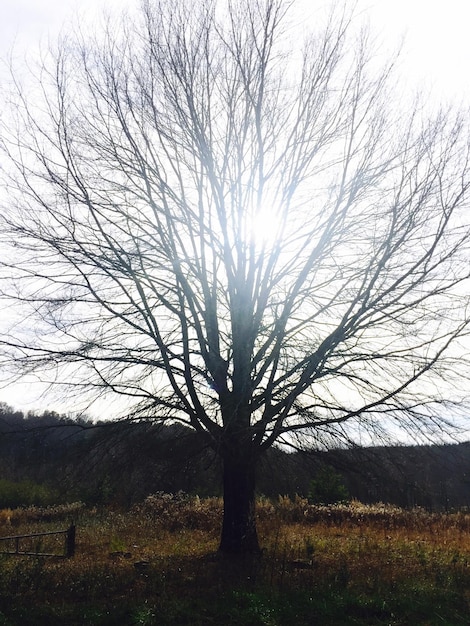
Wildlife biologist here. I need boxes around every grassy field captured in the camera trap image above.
[0,495,469,625]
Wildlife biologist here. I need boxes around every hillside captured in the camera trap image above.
[1,402,469,510]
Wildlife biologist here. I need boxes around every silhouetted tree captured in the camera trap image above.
[1,0,470,553]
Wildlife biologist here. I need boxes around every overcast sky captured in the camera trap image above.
[1,0,469,414]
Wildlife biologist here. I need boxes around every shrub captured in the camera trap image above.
[132,492,222,531]
[308,466,349,505]
[0,479,59,509]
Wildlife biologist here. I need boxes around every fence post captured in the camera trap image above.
[65,523,76,558]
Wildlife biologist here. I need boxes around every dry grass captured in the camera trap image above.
[0,495,469,624]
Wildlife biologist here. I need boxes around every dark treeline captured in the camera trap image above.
[1,402,470,511]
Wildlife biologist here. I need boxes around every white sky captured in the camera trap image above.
[1,0,470,100]
[1,0,470,415]
[360,0,470,101]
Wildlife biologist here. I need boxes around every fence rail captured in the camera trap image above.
[0,523,75,558]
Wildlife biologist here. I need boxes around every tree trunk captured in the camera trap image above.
[218,453,260,554]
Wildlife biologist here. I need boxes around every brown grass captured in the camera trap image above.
[0,495,469,624]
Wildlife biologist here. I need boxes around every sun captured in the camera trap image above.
[244,202,286,252]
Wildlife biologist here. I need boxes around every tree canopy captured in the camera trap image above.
[1,0,470,552]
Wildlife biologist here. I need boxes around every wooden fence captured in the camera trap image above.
[0,523,75,558]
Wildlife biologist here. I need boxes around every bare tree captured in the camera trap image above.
[1,0,470,553]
